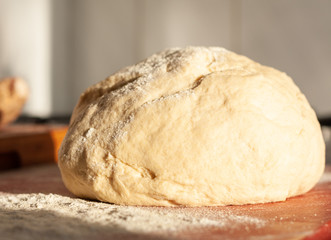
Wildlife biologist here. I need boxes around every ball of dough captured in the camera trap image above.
[58,47,325,206]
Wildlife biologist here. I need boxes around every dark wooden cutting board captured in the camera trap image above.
[0,124,68,171]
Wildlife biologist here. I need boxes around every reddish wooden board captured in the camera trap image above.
[0,164,330,240]
[0,124,68,171]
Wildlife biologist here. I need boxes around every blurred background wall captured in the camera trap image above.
[0,0,330,117]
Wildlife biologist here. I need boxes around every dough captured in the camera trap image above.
[58,46,325,206]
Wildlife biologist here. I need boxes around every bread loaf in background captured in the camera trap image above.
[0,77,29,128]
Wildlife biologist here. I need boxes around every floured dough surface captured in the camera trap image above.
[58,46,325,206]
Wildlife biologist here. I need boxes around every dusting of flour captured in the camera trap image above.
[0,192,265,239]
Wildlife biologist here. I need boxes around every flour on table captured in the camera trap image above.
[0,193,265,239]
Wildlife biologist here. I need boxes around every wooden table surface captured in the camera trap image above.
[0,164,331,240]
